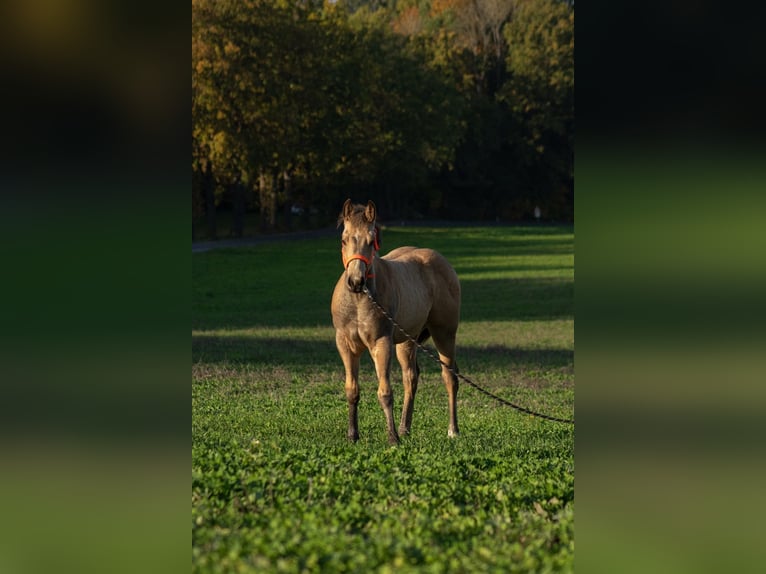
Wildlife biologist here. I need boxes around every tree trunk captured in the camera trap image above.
[232,181,245,238]
[192,168,203,240]
[268,170,277,230]
[282,170,292,231]
[203,164,216,240]
[258,169,278,231]
[258,170,269,232]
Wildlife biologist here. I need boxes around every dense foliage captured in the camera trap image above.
[192,0,574,236]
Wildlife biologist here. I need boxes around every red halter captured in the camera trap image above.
[341,227,380,279]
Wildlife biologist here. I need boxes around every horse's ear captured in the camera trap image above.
[342,198,353,219]
[364,200,376,223]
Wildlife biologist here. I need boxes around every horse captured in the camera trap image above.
[331,199,461,445]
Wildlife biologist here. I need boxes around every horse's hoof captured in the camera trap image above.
[388,433,400,446]
[348,433,359,442]
[447,429,459,438]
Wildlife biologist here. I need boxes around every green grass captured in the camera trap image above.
[193,225,574,573]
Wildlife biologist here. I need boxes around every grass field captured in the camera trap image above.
[192,225,574,573]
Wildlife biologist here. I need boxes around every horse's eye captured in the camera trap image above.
[341,239,347,246]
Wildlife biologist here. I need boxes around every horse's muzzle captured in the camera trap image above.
[347,274,366,293]
[345,259,368,293]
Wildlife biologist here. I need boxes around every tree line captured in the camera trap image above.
[192,0,573,238]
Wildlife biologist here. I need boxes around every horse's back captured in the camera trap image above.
[384,246,450,268]
[384,246,419,261]
[384,246,458,285]
[382,247,460,330]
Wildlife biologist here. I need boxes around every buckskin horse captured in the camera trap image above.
[331,199,461,445]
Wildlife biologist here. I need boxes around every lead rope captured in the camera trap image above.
[362,287,574,425]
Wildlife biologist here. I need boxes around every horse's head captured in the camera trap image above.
[338,199,380,293]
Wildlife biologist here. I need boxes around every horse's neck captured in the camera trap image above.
[367,256,393,302]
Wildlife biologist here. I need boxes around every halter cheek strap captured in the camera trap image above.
[341,227,380,279]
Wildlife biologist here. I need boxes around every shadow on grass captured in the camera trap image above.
[193,276,573,331]
[461,278,573,322]
[192,336,338,367]
[193,226,573,330]
[393,240,573,263]
[458,345,573,370]
[445,241,574,259]
[192,334,572,374]
[456,264,573,276]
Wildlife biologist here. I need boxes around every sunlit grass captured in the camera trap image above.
[192,224,574,573]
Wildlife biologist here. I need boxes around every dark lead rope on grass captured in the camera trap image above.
[362,286,575,425]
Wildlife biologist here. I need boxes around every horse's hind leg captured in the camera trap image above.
[431,330,460,438]
[396,340,419,436]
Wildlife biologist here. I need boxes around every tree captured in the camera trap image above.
[334,23,466,215]
[499,0,574,218]
[428,0,516,94]
[191,0,572,229]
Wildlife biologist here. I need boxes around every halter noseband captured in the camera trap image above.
[341,227,380,279]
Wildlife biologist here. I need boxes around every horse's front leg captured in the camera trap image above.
[370,336,399,445]
[396,341,419,437]
[336,332,361,442]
